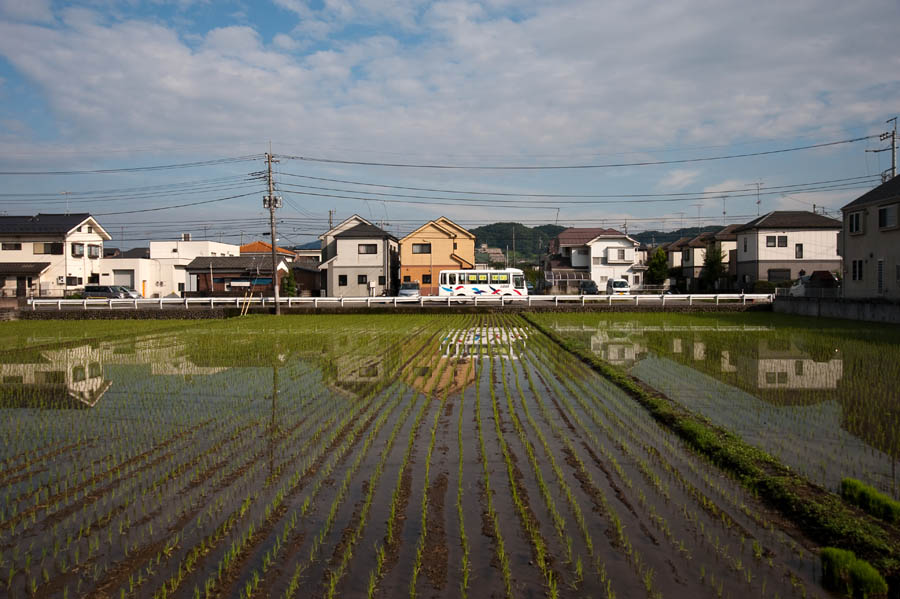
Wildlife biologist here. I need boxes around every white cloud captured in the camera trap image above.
[657,169,700,190]
[0,0,53,23]
[272,32,300,51]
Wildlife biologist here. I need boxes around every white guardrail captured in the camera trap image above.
[27,293,774,311]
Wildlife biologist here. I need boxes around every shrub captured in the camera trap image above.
[821,547,888,598]
[841,478,900,524]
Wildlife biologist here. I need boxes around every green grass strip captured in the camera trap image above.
[841,479,900,525]
[520,313,900,591]
[821,547,888,598]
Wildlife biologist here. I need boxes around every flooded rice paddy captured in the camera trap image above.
[1,312,895,598]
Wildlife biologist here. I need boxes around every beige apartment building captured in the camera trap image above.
[841,176,900,299]
[399,217,475,295]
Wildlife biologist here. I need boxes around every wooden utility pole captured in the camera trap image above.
[265,150,282,315]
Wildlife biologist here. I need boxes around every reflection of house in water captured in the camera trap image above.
[0,345,111,408]
[440,327,528,359]
[717,339,843,390]
[589,331,646,367]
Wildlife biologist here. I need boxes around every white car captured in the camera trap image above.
[605,279,631,295]
[788,276,810,297]
[398,282,420,298]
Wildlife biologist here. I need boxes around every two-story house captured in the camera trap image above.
[840,175,900,299]
[0,213,111,298]
[681,232,715,287]
[733,211,841,287]
[665,237,691,271]
[545,228,644,292]
[319,216,398,297]
[399,217,475,295]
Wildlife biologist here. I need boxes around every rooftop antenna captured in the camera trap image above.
[61,191,71,215]
[692,202,702,235]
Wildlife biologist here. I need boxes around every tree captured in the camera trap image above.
[700,246,726,290]
[646,247,669,285]
[280,271,297,296]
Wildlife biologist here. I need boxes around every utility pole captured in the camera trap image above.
[721,195,727,225]
[328,209,334,229]
[692,202,703,235]
[512,226,515,267]
[867,117,897,181]
[264,149,282,315]
[61,191,71,215]
[749,181,763,215]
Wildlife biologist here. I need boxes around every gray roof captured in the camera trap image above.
[714,224,741,241]
[0,262,51,275]
[334,223,397,241]
[842,176,900,211]
[185,256,283,273]
[0,213,97,235]
[733,211,841,233]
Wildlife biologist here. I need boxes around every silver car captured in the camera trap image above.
[398,282,420,298]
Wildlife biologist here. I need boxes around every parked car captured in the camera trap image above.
[398,281,420,298]
[117,286,142,299]
[526,281,535,294]
[606,278,631,295]
[788,270,839,297]
[83,285,127,299]
[579,280,599,295]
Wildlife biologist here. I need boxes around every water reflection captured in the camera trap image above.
[0,345,111,408]
[440,327,528,359]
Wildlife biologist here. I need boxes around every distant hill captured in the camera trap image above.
[291,240,321,250]
[470,223,566,262]
[631,225,724,246]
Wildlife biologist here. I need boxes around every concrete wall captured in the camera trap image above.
[774,296,900,324]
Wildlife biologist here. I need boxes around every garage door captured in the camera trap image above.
[113,270,134,288]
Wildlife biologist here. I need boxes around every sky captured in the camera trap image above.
[0,0,898,248]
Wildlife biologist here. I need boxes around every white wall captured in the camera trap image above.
[588,238,642,285]
[150,241,239,260]
[738,229,838,262]
[0,229,107,296]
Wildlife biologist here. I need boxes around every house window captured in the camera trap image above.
[35,242,63,255]
[358,274,368,284]
[848,211,862,234]
[378,275,386,285]
[453,242,458,250]
[338,275,347,286]
[422,274,432,284]
[65,276,82,286]
[633,275,641,286]
[71,243,85,258]
[878,204,898,229]
[403,275,411,282]
[358,244,377,254]
[87,245,101,259]
[682,249,689,261]
[767,269,791,282]
[1,243,21,250]
[795,244,803,259]
[88,274,99,284]
[592,257,600,265]
[766,236,776,247]
[87,226,93,234]
[851,260,864,281]
[617,249,625,260]
[777,236,787,247]
[412,243,431,254]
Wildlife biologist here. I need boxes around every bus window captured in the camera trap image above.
[514,275,525,289]
[449,273,456,284]
[440,273,446,285]
[490,273,509,284]
[478,273,488,283]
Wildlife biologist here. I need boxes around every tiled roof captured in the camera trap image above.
[714,224,741,241]
[665,236,693,250]
[842,176,900,211]
[0,213,95,235]
[733,211,841,232]
[334,223,397,241]
[0,262,51,275]
[186,256,283,273]
[555,227,622,246]
[688,232,716,247]
[240,241,297,256]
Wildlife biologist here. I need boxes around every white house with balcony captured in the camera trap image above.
[733,211,841,288]
[545,227,645,292]
[0,213,111,298]
[318,216,398,297]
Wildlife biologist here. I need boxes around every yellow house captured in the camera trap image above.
[399,217,475,295]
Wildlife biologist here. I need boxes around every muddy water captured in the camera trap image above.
[0,315,841,599]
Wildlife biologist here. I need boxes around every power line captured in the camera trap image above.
[0,155,264,176]
[93,192,259,216]
[277,171,877,199]
[278,136,876,170]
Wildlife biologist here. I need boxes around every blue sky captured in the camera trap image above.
[0,0,898,247]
